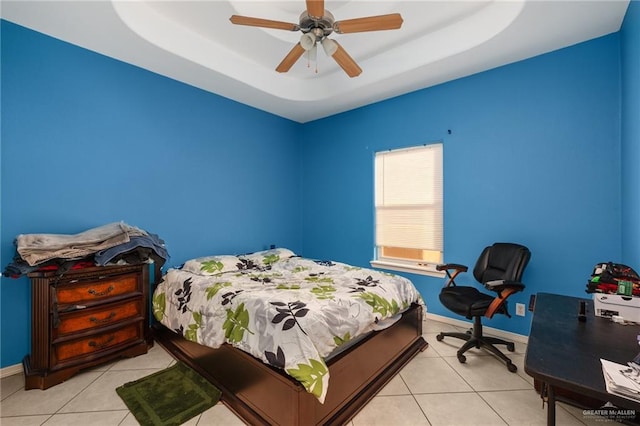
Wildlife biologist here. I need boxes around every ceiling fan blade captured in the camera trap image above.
[230,15,299,31]
[334,13,403,34]
[306,0,325,18]
[330,42,362,78]
[276,43,306,73]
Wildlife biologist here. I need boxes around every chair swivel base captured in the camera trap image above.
[436,318,517,373]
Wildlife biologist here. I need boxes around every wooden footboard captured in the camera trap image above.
[152,303,428,425]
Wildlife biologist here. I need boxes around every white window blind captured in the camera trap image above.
[374,143,443,269]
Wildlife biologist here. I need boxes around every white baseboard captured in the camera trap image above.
[424,312,529,344]
[0,363,23,379]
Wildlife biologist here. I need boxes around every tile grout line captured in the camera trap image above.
[475,390,511,425]
[437,340,535,426]
[55,368,111,416]
[398,371,433,425]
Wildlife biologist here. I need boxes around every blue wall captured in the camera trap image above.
[1,9,635,368]
[301,34,622,336]
[0,20,303,367]
[621,1,640,268]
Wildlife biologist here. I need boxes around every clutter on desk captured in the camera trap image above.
[601,358,640,402]
[3,222,169,278]
[586,262,640,323]
[586,262,640,296]
[593,293,640,323]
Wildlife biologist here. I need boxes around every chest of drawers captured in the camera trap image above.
[23,264,151,390]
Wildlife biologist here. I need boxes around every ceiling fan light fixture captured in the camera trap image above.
[230,0,403,78]
[321,38,338,56]
[300,32,317,51]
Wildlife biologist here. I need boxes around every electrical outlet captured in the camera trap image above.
[516,303,526,317]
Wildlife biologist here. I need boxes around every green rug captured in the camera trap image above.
[116,362,222,426]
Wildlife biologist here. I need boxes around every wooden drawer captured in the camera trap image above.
[25,264,151,389]
[55,274,140,305]
[54,298,143,338]
[54,321,143,363]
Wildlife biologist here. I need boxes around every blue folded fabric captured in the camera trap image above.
[95,234,168,266]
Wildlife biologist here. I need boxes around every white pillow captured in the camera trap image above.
[181,255,241,275]
[239,248,296,266]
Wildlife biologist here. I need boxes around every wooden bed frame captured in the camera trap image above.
[152,303,428,425]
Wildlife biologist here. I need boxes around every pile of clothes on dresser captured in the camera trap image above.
[3,222,168,278]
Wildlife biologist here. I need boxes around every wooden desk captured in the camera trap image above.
[525,292,640,425]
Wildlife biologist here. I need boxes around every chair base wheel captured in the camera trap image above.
[436,325,519,371]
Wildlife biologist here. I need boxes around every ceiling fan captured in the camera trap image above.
[229,0,403,78]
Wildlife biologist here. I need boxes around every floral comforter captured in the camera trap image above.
[152,248,423,403]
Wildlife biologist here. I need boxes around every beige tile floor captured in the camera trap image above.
[0,319,607,425]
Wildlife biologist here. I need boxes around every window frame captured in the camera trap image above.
[370,143,445,278]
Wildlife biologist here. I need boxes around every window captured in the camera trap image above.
[371,143,444,276]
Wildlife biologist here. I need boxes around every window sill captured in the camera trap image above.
[370,260,446,278]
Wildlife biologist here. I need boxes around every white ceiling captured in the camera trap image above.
[1,1,630,123]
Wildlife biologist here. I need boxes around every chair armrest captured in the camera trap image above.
[437,263,468,287]
[484,280,525,293]
[436,263,468,273]
[484,280,525,319]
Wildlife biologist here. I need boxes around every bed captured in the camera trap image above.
[151,248,428,425]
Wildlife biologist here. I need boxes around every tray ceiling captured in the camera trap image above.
[1,1,630,122]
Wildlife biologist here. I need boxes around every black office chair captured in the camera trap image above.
[436,243,531,372]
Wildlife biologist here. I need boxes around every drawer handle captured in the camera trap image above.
[88,285,114,297]
[89,312,117,324]
[88,335,115,349]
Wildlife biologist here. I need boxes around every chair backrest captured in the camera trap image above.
[472,243,531,284]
